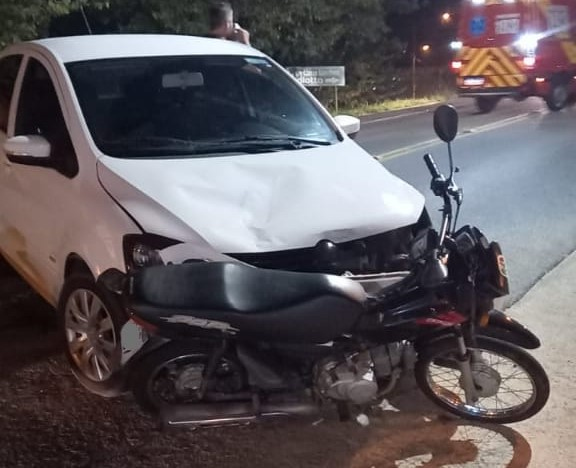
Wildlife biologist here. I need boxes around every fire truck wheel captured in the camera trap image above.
[545,82,569,112]
[475,96,500,114]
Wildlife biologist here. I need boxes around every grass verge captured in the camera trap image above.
[335,95,448,117]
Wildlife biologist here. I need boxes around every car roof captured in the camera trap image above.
[9,34,265,63]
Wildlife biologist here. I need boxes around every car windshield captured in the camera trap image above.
[66,55,339,158]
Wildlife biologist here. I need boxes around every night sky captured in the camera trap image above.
[389,0,462,65]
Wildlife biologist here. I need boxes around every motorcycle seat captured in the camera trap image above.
[129,262,367,343]
[132,262,366,313]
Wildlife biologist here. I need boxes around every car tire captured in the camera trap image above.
[545,81,569,111]
[475,96,500,114]
[58,273,128,397]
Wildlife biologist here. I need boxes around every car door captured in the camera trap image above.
[0,54,25,267]
[1,55,80,302]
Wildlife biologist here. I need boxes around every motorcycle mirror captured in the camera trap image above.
[433,105,459,143]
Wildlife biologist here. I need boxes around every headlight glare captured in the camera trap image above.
[515,33,541,53]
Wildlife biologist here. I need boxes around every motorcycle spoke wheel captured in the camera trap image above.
[415,336,549,424]
[131,342,246,414]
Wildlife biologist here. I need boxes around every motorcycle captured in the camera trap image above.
[100,105,549,428]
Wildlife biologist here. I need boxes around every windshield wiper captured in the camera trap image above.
[105,136,195,147]
[101,135,333,158]
[218,136,333,147]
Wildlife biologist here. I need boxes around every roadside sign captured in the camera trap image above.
[287,66,346,112]
[287,66,346,87]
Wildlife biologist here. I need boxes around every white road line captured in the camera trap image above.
[374,112,533,162]
[363,108,434,125]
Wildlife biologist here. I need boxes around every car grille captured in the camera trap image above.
[229,222,425,275]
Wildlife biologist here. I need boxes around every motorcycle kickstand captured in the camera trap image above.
[454,325,479,405]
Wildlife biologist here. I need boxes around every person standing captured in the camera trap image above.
[207,2,250,45]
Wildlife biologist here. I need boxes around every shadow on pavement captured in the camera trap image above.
[0,260,62,380]
[355,377,534,467]
[345,413,533,468]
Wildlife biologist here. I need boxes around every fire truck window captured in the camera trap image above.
[547,6,569,34]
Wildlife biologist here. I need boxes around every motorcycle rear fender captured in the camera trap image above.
[480,310,540,350]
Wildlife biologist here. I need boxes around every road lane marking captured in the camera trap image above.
[461,112,533,133]
[363,108,434,125]
[374,112,533,162]
[375,138,440,162]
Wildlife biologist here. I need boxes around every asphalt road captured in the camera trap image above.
[357,97,576,305]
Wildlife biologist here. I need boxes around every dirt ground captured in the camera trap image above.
[0,261,533,468]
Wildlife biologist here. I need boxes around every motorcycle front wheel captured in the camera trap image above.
[415,336,549,424]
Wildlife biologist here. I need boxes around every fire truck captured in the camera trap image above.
[451,0,576,113]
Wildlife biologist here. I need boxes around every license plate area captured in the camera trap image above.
[464,77,486,87]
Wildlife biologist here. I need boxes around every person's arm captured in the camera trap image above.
[232,23,250,45]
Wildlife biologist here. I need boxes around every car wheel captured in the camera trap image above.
[475,96,500,114]
[545,81,569,111]
[58,274,127,397]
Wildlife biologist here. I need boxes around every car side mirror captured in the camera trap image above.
[334,115,361,140]
[433,105,459,143]
[4,135,51,161]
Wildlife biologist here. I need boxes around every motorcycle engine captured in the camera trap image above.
[316,351,377,405]
[315,344,407,405]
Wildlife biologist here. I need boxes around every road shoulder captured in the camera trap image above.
[508,250,576,466]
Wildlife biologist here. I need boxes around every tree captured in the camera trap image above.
[0,0,421,103]
[1,1,419,63]
[0,0,110,48]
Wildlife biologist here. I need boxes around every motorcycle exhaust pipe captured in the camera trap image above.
[160,400,319,428]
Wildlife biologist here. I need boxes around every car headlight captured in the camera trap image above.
[132,243,163,268]
[123,234,181,270]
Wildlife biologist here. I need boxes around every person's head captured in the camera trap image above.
[209,2,234,38]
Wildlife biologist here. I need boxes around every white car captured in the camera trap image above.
[0,35,425,396]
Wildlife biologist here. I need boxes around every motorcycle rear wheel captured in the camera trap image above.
[415,336,549,424]
[131,341,245,414]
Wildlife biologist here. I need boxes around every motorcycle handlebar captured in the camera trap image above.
[423,153,442,180]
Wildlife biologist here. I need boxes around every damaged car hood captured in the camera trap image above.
[97,140,425,253]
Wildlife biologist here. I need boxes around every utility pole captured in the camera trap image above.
[411,23,416,99]
[412,48,416,100]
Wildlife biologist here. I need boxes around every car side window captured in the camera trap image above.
[0,55,23,133]
[15,58,78,178]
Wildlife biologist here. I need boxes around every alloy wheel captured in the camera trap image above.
[64,289,119,382]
